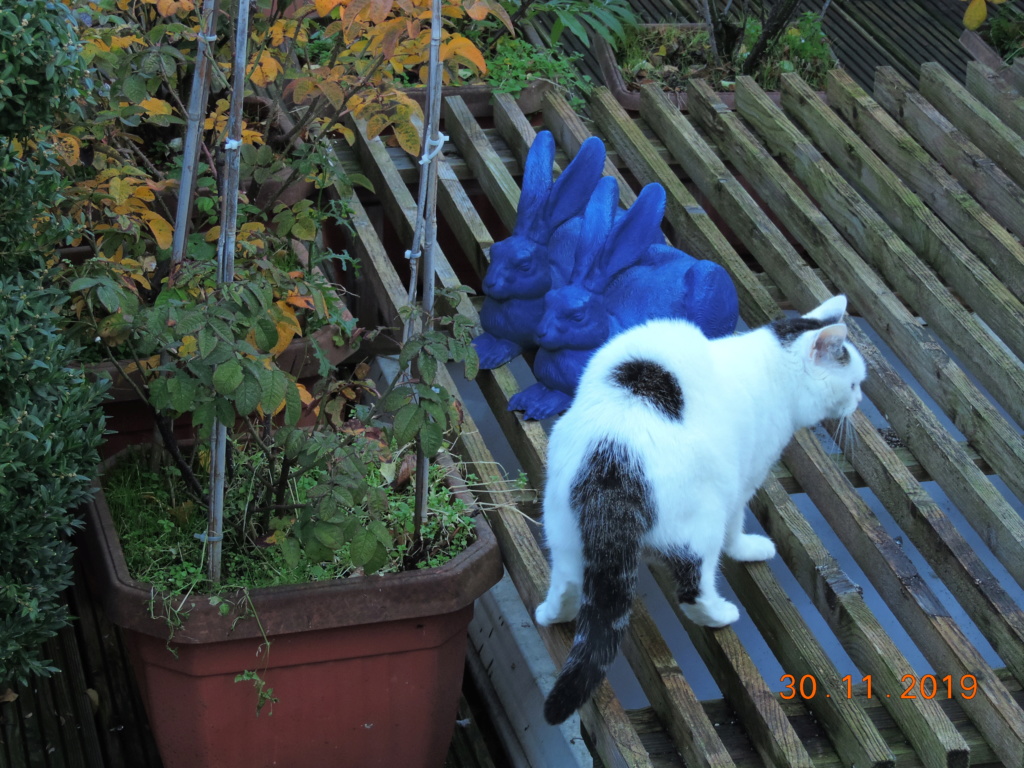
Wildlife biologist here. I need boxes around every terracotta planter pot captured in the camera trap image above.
[79,449,504,768]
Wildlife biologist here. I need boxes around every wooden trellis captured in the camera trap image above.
[331,61,1024,768]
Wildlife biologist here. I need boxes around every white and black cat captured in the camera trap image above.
[536,295,867,725]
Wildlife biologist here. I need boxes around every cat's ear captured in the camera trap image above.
[804,295,847,324]
[810,323,849,364]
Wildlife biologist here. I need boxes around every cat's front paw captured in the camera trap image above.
[725,533,776,562]
[681,597,740,628]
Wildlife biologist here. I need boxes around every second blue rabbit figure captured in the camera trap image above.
[474,133,740,421]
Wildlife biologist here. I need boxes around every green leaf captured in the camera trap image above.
[313,521,348,550]
[259,368,288,415]
[419,419,444,457]
[393,403,424,447]
[283,380,302,425]
[378,387,411,414]
[279,537,301,569]
[291,216,316,242]
[463,344,479,381]
[212,359,243,395]
[417,351,438,387]
[198,328,218,359]
[349,527,381,568]
[233,373,261,416]
[368,519,392,548]
[253,316,278,352]
[398,338,424,372]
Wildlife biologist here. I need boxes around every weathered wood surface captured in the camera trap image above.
[321,67,1024,767]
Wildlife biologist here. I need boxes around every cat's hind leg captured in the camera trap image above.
[663,549,739,628]
[535,523,584,626]
[722,506,776,562]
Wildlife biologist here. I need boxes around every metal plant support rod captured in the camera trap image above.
[204,0,252,582]
[171,0,219,268]
[409,0,445,525]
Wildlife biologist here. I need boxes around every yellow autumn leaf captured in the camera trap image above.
[315,0,346,16]
[205,225,221,242]
[53,133,80,166]
[109,35,144,50]
[178,335,198,358]
[440,35,486,74]
[249,50,284,87]
[143,212,174,249]
[140,97,173,117]
[123,355,161,375]
[155,0,194,15]
[107,176,131,206]
[962,0,988,28]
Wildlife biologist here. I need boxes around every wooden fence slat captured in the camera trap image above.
[684,77,1024,590]
[646,568,818,768]
[442,98,522,233]
[752,478,971,768]
[734,76,1024,431]
[872,66,1024,244]
[722,558,897,768]
[825,69,1024,304]
[637,83,970,768]
[619,604,738,768]
[587,86,777,326]
[844,410,1024,689]
[777,74,1024,366]
[964,61,1024,139]
[437,158,492,278]
[918,62,1024,190]
[539,91,641,206]
[438,96,552,485]
[784,430,1024,768]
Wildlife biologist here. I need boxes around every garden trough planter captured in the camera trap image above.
[78,449,504,768]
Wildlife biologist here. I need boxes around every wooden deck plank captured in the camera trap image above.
[872,66,1024,244]
[646,567,818,768]
[825,69,1024,305]
[843,410,1024,689]
[785,430,1024,768]
[964,61,1024,140]
[684,78,1024,576]
[734,76,1024,432]
[638,82,972,768]
[754,479,971,768]
[777,74,1024,366]
[620,604,738,768]
[538,87,640,206]
[722,558,897,768]
[918,62,1024,190]
[587,87,777,324]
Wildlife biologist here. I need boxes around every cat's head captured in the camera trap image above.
[772,295,867,424]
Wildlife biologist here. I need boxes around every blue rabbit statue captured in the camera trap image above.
[508,176,739,420]
[474,131,607,370]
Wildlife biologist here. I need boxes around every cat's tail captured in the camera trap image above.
[543,440,654,725]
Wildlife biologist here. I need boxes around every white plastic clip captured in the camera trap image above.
[419,131,449,166]
[224,138,242,151]
[404,249,420,261]
[199,33,218,42]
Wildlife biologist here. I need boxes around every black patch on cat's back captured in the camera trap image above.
[611,359,684,419]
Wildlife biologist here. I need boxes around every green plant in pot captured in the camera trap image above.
[71,4,502,767]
